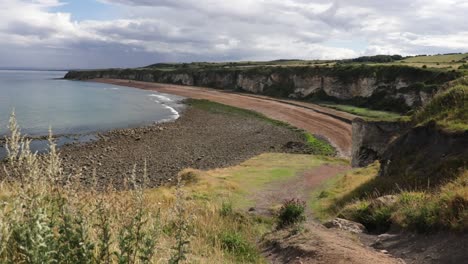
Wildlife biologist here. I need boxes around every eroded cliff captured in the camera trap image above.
[64,65,460,113]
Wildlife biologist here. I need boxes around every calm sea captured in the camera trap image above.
[0,70,184,157]
[0,70,184,136]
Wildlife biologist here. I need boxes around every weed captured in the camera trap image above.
[220,201,233,217]
[277,198,306,228]
[219,231,259,262]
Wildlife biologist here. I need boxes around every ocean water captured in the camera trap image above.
[0,70,184,158]
[0,70,184,136]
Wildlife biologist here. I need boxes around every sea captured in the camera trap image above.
[0,70,184,157]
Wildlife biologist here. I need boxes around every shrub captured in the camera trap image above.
[277,198,306,228]
[219,231,258,262]
[339,200,392,233]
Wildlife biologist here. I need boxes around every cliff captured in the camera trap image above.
[351,119,410,167]
[379,122,468,185]
[64,65,460,113]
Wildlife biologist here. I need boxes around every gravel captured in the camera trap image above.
[60,105,311,188]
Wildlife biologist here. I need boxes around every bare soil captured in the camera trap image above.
[91,79,354,157]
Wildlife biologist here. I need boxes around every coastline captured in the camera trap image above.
[56,101,313,188]
[87,78,353,157]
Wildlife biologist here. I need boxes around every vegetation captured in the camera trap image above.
[0,114,270,263]
[0,112,345,262]
[318,102,404,121]
[340,55,404,63]
[399,53,468,70]
[277,198,307,228]
[303,133,336,156]
[413,84,468,131]
[310,161,468,233]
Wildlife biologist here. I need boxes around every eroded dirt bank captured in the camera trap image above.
[90,78,353,157]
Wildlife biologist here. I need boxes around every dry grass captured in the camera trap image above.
[310,159,468,233]
[0,112,336,263]
[0,113,268,263]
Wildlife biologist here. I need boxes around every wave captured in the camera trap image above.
[104,87,119,90]
[162,104,180,119]
[148,94,173,102]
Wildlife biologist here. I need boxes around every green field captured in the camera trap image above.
[318,102,404,121]
[141,53,468,73]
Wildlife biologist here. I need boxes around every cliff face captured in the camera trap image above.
[379,123,468,184]
[351,119,410,167]
[64,65,459,113]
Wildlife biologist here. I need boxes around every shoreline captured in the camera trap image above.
[54,101,313,188]
[87,78,353,157]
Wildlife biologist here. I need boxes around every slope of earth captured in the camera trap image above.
[190,153,402,264]
[91,78,353,157]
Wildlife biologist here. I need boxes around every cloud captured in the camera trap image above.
[0,0,467,68]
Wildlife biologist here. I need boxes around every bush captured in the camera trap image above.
[339,200,392,233]
[219,231,258,262]
[277,198,306,228]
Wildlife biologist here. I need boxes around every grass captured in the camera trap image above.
[413,84,468,131]
[318,102,404,121]
[182,152,342,209]
[309,160,468,233]
[189,99,336,156]
[303,133,336,156]
[0,112,343,263]
[403,53,468,63]
[309,162,379,221]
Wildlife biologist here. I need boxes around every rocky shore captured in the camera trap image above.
[59,101,312,188]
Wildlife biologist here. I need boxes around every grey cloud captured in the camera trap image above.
[1,0,467,68]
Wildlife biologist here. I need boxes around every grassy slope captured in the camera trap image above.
[0,100,340,263]
[309,86,468,232]
[317,102,404,121]
[0,151,343,263]
[413,84,468,131]
[309,161,467,232]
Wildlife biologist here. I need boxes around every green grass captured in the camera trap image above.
[309,162,379,221]
[318,102,404,121]
[303,133,336,156]
[413,84,468,131]
[403,53,468,63]
[307,160,468,233]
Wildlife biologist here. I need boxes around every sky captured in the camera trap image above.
[0,0,467,69]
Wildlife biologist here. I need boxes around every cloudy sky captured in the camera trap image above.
[1,0,467,69]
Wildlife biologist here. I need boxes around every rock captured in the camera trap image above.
[323,218,366,234]
[351,118,410,168]
[372,195,398,208]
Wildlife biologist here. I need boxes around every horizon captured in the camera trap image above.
[1,0,468,69]
[2,52,468,71]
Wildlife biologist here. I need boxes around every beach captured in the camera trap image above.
[59,100,312,188]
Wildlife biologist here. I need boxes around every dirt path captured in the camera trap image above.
[251,164,350,216]
[91,79,354,157]
[251,164,403,264]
